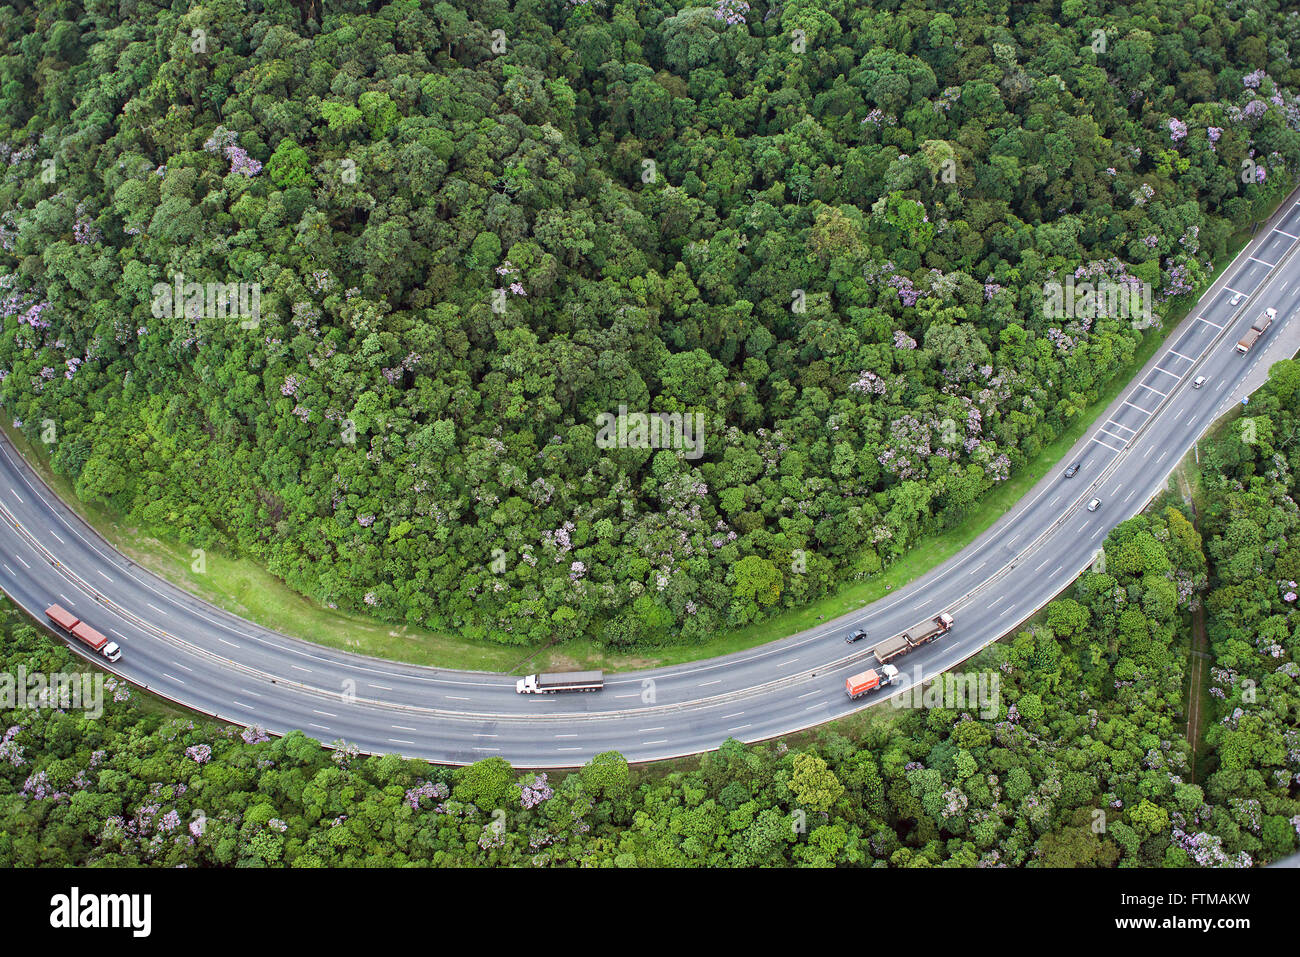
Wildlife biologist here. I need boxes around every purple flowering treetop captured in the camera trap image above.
[714,0,750,25]
[204,126,262,177]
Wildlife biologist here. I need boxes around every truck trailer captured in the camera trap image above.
[515,670,604,694]
[870,612,954,666]
[904,612,954,645]
[871,632,915,665]
[44,604,122,662]
[1236,307,1276,354]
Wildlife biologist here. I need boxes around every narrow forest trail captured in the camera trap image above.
[1185,606,1211,782]
[1175,465,1211,782]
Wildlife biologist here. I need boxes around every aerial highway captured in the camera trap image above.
[1,196,1299,768]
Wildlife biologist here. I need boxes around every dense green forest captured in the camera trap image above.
[2,0,1299,646]
[2,368,1297,866]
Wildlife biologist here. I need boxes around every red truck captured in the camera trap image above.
[846,664,900,699]
[44,604,122,662]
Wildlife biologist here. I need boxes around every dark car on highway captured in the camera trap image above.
[1064,462,1081,478]
[845,629,868,643]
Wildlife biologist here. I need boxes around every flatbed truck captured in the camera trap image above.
[871,631,915,665]
[869,612,953,666]
[1236,307,1276,354]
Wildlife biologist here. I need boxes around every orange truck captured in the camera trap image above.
[44,603,122,662]
[846,663,900,700]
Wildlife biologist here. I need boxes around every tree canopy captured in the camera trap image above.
[1,0,1298,655]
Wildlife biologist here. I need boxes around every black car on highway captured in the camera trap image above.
[1064,462,1081,478]
[845,629,868,643]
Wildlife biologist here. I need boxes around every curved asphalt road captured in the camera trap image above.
[2,195,1300,767]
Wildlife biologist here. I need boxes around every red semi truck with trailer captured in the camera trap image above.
[846,664,900,699]
[44,604,122,662]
